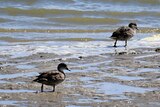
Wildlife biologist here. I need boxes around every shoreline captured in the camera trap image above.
[0,47,160,106]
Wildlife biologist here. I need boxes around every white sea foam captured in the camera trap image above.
[0,34,159,58]
[0,41,113,58]
[138,34,160,47]
[141,34,160,41]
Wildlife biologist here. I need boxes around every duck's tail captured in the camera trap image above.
[33,78,39,82]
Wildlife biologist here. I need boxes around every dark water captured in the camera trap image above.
[0,0,160,57]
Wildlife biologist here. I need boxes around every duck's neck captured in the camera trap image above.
[129,26,137,33]
[58,68,65,74]
[132,28,137,34]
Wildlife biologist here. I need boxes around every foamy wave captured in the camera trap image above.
[1,36,159,58]
[141,34,160,41]
[138,34,160,47]
[0,41,113,58]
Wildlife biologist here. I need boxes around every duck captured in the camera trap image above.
[33,63,70,92]
[110,23,138,47]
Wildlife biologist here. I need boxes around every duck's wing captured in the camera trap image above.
[111,26,124,38]
[111,26,133,39]
[119,26,134,36]
[48,72,65,81]
[33,72,64,82]
[33,72,48,82]
[114,26,130,34]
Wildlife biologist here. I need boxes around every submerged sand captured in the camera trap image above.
[0,47,160,107]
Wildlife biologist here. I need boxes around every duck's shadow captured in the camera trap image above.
[34,90,58,93]
[107,45,127,48]
[107,45,129,55]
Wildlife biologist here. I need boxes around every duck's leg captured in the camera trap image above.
[52,85,55,92]
[41,84,44,92]
[114,39,117,47]
[124,40,127,47]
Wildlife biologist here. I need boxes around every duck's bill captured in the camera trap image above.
[66,68,71,71]
[136,27,139,30]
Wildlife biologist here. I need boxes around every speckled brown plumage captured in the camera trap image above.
[33,63,70,92]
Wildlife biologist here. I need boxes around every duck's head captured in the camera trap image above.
[128,23,138,30]
[57,63,70,72]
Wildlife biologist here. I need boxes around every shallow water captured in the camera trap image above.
[0,100,26,106]
[0,71,38,79]
[112,75,144,81]
[16,64,35,69]
[0,89,35,93]
[0,80,9,83]
[91,82,154,95]
[0,0,160,29]
[0,0,160,58]
[131,68,160,74]
[79,73,154,95]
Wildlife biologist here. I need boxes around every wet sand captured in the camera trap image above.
[0,47,160,107]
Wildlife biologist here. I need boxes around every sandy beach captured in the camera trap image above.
[0,46,159,106]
